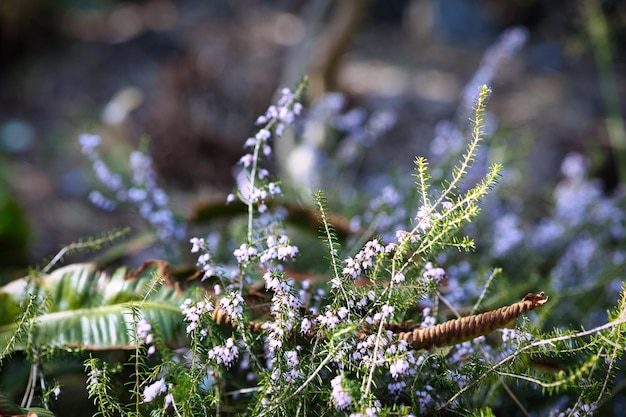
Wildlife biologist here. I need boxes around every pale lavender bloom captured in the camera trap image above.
[129,151,156,186]
[415,386,435,415]
[461,27,528,113]
[88,190,117,211]
[416,206,438,232]
[500,328,532,358]
[318,310,340,329]
[79,134,186,244]
[491,213,524,257]
[420,307,436,328]
[352,331,393,364]
[219,293,245,322]
[180,298,214,335]
[260,271,302,357]
[395,230,419,244]
[389,358,410,379]
[92,160,123,191]
[142,378,167,403]
[191,237,218,280]
[263,271,289,293]
[330,375,352,410]
[283,368,302,383]
[136,319,153,344]
[239,153,254,168]
[343,239,385,279]
[300,317,313,335]
[423,262,446,284]
[233,243,258,264]
[164,393,174,408]
[392,272,405,283]
[371,304,394,323]
[388,380,406,396]
[208,337,239,367]
[259,235,299,265]
[256,128,271,142]
[190,237,205,253]
[561,153,588,180]
[258,168,270,180]
[550,402,598,417]
[78,133,101,157]
[285,349,299,367]
[86,369,102,389]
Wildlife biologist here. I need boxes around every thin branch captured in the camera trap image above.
[437,317,626,411]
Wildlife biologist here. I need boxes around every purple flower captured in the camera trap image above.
[142,378,167,403]
[208,337,239,367]
[331,375,352,410]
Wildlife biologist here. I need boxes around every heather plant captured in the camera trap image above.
[1,78,625,417]
[1,25,626,417]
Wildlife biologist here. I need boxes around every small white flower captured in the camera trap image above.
[142,378,167,403]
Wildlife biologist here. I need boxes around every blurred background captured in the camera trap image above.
[1,0,625,280]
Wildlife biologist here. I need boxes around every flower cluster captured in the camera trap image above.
[331,375,353,410]
[422,262,446,284]
[136,319,156,355]
[354,184,409,242]
[262,270,301,355]
[549,402,598,417]
[258,234,299,266]
[230,87,303,210]
[317,307,350,330]
[208,337,239,367]
[499,328,532,357]
[142,378,167,403]
[233,243,258,265]
[219,292,245,323]
[86,368,103,393]
[78,133,186,244]
[180,298,214,335]
[460,26,528,113]
[342,239,386,280]
[190,237,218,280]
[270,349,303,384]
[348,402,381,417]
[414,386,436,415]
[352,331,394,366]
[415,201,453,233]
[365,304,395,325]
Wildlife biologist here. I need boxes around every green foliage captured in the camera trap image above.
[1,80,625,417]
[0,261,187,354]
